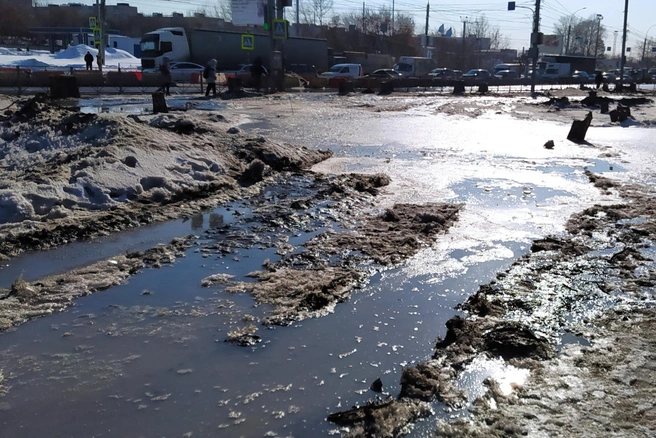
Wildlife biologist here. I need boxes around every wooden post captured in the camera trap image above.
[567,111,593,143]
[152,91,168,113]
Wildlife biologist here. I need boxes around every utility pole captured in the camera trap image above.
[530,0,541,94]
[362,2,365,32]
[391,0,395,36]
[594,14,603,59]
[95,0,106,69]
[462,18,467,70]
[425,2,429,38]
[642,26,656,66]
[296,0,299,36]
[613,30,618,57]
[619,0,629,89]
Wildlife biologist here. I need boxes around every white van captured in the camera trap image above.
[320,63,363,78]
[394,56,436,77]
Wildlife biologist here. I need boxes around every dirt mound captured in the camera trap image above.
[0,100,332,260]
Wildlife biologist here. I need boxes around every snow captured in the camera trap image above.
[0,44,141,71]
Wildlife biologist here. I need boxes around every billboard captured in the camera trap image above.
[539,34,562,55]
[232,0,267,26]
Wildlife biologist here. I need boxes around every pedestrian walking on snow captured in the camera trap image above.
[157,57,172,96]
[204,59,218,97]
[595,71,603,89]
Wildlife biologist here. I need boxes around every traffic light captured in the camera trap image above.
[263,4,270,30]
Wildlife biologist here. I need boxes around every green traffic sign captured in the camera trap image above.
[241,34,254,50]
[273,19,287,40]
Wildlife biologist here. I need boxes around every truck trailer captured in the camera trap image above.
[139,27,329,72]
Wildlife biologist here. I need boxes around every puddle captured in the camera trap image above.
[559,332,591,352]
[0,185,526,437]
[0,204,243,289]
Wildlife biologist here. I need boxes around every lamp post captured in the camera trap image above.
[642,24,656,66]
[565,7,586,55]
[594,14,603,58]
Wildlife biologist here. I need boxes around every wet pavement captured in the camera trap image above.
[1,92,655,437]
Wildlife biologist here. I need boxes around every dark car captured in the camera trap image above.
[462,69,491,81]
[367,69,402,78]
[428,68,456,80]
[571,70,591,83]
[493,70,518,79]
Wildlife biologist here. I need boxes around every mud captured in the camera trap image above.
[227,202,462,325]
[328,174,656,436]
[0,97,331,260]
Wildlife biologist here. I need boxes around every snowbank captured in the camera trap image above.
[0,45,141,70]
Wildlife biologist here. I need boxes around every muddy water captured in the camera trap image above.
[0,202,526,437]
[2,94,650,436]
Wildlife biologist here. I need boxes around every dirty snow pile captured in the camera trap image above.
[0,44,141,70]
[0,97,330,250]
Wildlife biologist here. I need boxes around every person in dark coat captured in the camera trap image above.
[84,51,94,70]
[250,57,265,92]
[595,71,603,89]
[157,57,172,96]
[204,59,218,97]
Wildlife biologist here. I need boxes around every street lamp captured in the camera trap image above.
[642,24,656,66]
[565,7,586,55]
[594,14,603,58]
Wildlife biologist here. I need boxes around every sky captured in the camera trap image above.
[43,0,656,55]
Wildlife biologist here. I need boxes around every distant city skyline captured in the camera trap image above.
[40,0,656,56]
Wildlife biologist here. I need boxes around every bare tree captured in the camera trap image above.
[194,0,231,20]
[469,15,509,50]
[298,0,333,25]
[554,14,606,56]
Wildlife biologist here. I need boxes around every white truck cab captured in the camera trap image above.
[139,27,191,70]
[321,63,363,78]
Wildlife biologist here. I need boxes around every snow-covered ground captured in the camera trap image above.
[0,44,141,71]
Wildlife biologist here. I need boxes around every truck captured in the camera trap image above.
[139,27,329,72]
[541,62,571,80]
[537,55,596,77]
[393,56,436,77]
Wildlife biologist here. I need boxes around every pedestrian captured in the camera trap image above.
[250,57,265,92]
[595,71,603,89]
[84,51,94,70]
[157,56,172,96]
[204,59,218,97]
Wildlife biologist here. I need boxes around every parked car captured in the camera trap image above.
[143,61,205,83]
[493,70,518,79]
[649,67,656,82]
[571,71,591,83]
[462,69,491,81]
[366,69,402,79]
[428,68,456,80]
[453,70,462,79]
[521,70,543,81]
[619,73,633,83]
[288,63,317,82]
[602,71,616,83]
